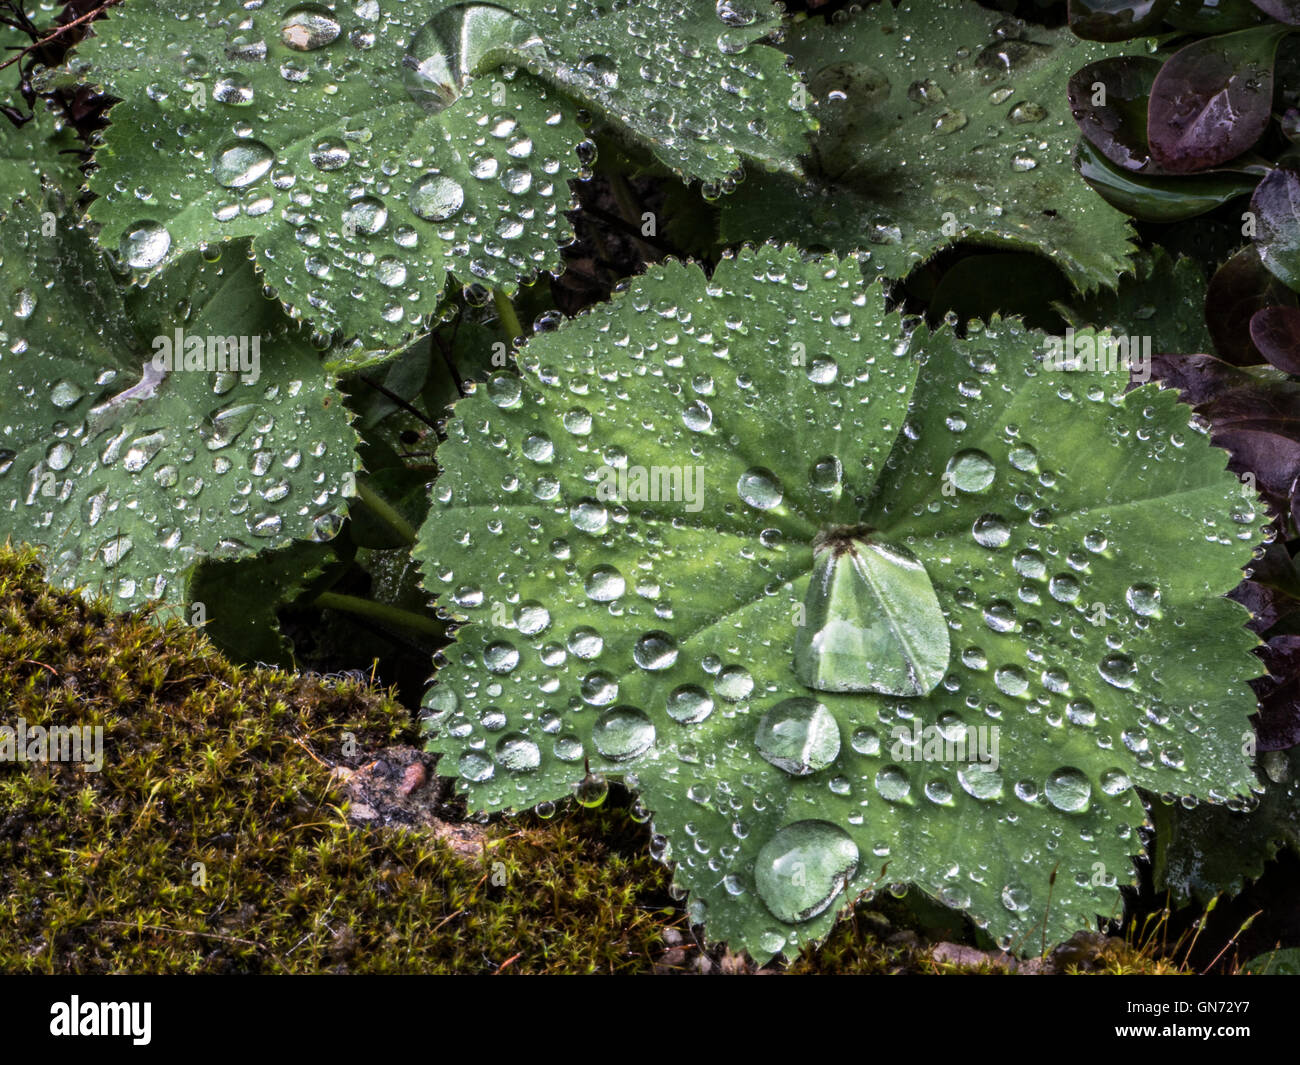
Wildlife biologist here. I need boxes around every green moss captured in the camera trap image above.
[0,545,678,974]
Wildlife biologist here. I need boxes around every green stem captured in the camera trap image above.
[353,480,417,546]
[314,592,443,640]
[492,288,524,345]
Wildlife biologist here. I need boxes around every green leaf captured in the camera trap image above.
[720,0,1139,294]
[1152,747,1300,906]
[0,109,84,205]
[72,0,811,359]
[0,198,358,609]
[1058,246,1213,356]
[1074,138,1259,224]
[415,244,1264,962]
[187,540,336,664]
[1241,947,1300,974]
[794,533,950,696]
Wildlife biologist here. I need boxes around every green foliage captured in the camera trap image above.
[71,0,811,360]
[2,0,1296,969]
[721,0,1139,293]
[0,198,357,609]
[414,244,1263,962]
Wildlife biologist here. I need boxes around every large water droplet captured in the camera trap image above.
[409,173,465,221]
[945,449,995,493]
[754,821,859,925]
[667,684,713,724]
[737,467,783,510]
[212,139,275,188]
[119,222,172,269]
[591,705,655,761]
[280,4,341,50]
[795,532,950,696]
[1044,767,1091,812]
[633,630,679,671]
[754,697,840,776]
[403,4,538,113]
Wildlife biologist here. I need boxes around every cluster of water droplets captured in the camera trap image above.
[104,2,582,348]
[0,227,354,607]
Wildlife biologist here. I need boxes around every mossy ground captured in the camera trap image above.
[0,545,1181,974]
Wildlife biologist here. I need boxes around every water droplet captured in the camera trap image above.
[119,221,172,269]
[714,664,753,702]
[633,630,679,671]
[49,380,86,409]
[212,139,275,188]
[281,4,342,50]
[1125,583,1161,616]
[958,762,1004,801]
[1008,101,1047,124]
[1098,653,1137,689]
[458,750,494,781]
[945,449,995,492]
[932,109,969,134]
[577,53,618,89]
[809,455,843,494]
[513,600,550,636]
[309,137,351,171]
[754,821,859,924]
[875,764,911,802]
[403,4,537,113]
[737,467,783,510]
[971,513,1011,549]
[1044,767,1091,813]
[667,685,713,724]
[214,73,254,105]
[591,706,655,761]
[495,733,540,772]
[754,697,840,776]
[409,173,465,221]
[584,565,624,601]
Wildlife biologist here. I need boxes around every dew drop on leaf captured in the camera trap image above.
[754,697,841,776]
[754,821,859,924]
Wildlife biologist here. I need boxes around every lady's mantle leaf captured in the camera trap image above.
[72,0,810,359]
[0,198,357,608]
[721,0,1138,294]
[415,245,1263,963]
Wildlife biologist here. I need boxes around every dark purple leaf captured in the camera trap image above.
[1069,56,1165,171]
[1168,0,1270,33]
[1250,0,1300,25]
[1207,245,1298,364]
[1252,166,1300,291]
[1148,25,1289,173]
[1251,635,1300,750]
[1251,305,1300,371]
[1214,427,1300,503]
[1069,0,1176,41]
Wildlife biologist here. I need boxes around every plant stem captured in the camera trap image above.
[492,288,524,345]
[313,591,443,640]
[353,480,417,546]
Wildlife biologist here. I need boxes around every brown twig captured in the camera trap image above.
[0,0,121,74]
